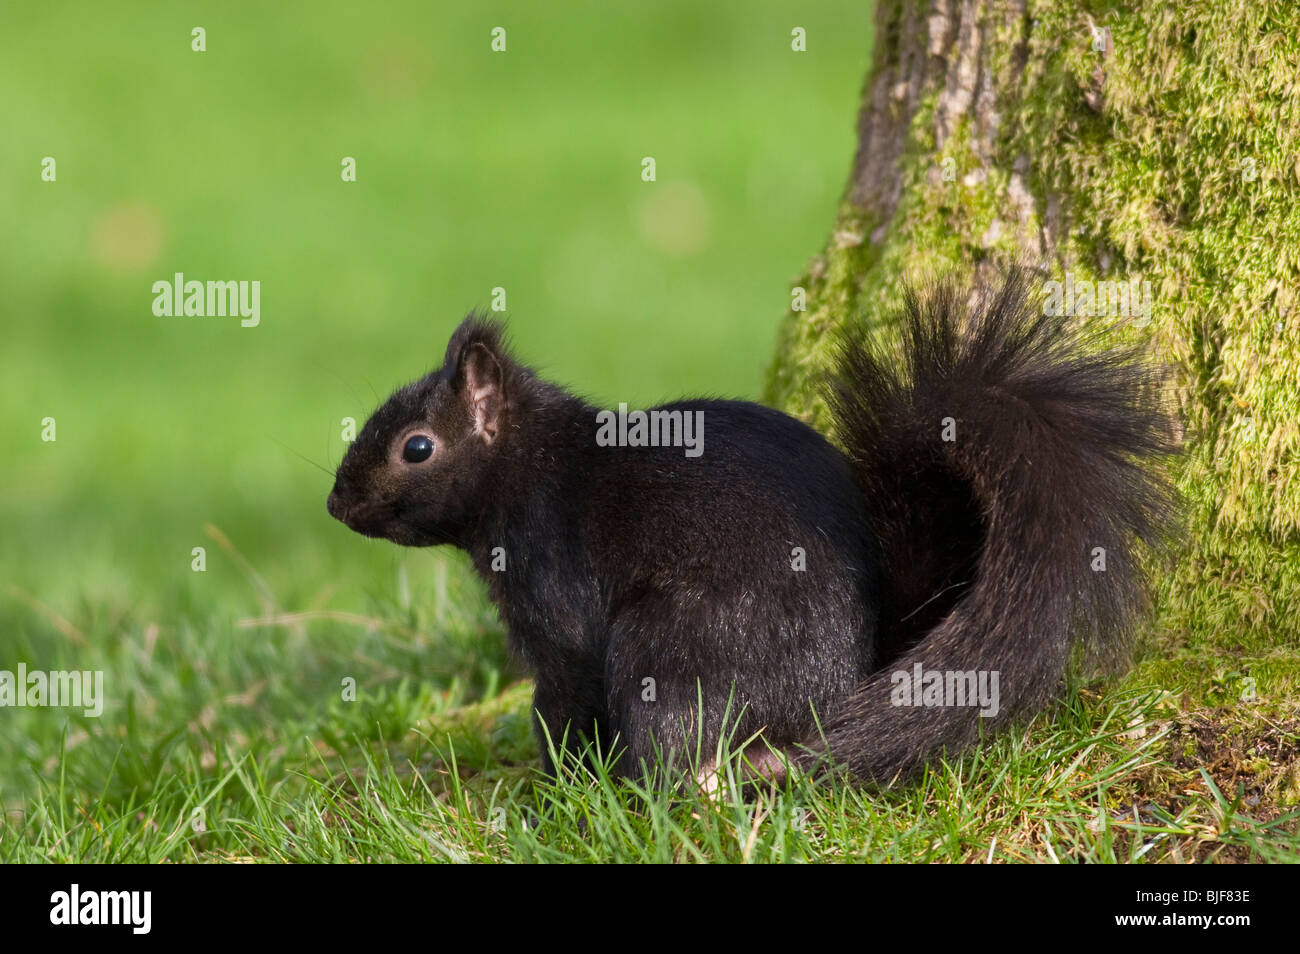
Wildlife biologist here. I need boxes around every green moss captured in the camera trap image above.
[765,0,1300,702]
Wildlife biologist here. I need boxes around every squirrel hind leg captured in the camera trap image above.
[693,742,793,800]
[740,742,792,787]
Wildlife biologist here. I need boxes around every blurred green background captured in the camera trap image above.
[0,2,870,803]
[2,1,870,608]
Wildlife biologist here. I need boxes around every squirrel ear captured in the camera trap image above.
[460,342,503,441]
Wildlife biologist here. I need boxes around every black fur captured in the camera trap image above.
[803,272,1178,781]
[328,272,1177,785]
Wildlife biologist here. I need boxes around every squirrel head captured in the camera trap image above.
[327,313,515,546]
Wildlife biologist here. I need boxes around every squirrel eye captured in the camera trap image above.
[402,435,434,463]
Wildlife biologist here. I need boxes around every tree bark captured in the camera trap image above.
[766,0,1300,675]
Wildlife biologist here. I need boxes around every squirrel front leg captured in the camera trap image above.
[528,657,611,779]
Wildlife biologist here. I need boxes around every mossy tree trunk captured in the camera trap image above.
[766,0,1300,687]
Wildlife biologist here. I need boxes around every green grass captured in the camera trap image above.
[2,529,1297,862]
[5,605,1297,862]
[3,1,1298,863]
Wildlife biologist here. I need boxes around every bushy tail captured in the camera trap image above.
[801,270,1179,784]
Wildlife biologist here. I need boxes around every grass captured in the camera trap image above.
[3,496,1299,862]
[3,535,1297,862]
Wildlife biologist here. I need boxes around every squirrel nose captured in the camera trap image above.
[326,487,350,521]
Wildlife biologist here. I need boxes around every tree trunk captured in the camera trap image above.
[765,0,1300,681]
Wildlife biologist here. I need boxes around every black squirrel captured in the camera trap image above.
[327,271,1176,785]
